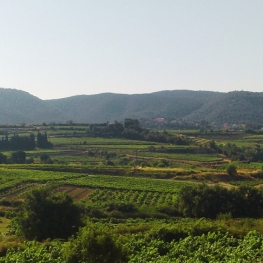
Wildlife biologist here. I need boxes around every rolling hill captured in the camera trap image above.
[0,88,262,125]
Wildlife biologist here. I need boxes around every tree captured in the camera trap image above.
[13,188,82,241]
[11,151,26,163]
[226,164,237,176]
[0,152,7,164]
[176,184,231,218]
[124,118,140,130]
[37,132,53,148]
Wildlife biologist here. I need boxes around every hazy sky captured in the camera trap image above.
[1,1,263,100]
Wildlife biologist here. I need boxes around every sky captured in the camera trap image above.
[1,1,263,100]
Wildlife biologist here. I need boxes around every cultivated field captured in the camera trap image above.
[0,124,263,262]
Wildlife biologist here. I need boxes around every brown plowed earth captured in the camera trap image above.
[55,186,93,201]
[73,189,93,201]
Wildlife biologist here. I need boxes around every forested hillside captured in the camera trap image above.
[0,89,69,123]
[185,91,263,124]
[1,88,262,125]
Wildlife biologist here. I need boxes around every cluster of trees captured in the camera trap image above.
[0,133,35,150]
[88,119,190,145]
[177,184,263,219]
[141,118,200,130]
[0,151,53,164]
[36,132,53,149]
[207,141,263,162]
[0,132,53,151]
[0,151,28,164]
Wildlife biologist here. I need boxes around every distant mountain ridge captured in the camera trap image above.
[0,88,262,124]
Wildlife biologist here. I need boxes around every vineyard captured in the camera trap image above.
[0,124,263,262]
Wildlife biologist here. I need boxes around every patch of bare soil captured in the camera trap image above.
[73,189,93,201]
[54,186,93,201]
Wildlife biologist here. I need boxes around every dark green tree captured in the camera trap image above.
[176,184,263,219]
[226,164,237,176]
[0,152,7,164]
[13,188,82,241]
[11,151,26,163]
[124,118,140,130]
[37,132,53,148]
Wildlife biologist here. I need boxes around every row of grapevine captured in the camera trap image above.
[1,230,263,262]
[85,189,177,207]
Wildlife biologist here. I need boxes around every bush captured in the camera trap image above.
[64,223,128,263]
[12,188,82,241]
[40,154,53,164]
[226,164,237,176]
[11,151,26,164]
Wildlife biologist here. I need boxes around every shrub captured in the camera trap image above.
[226,164,237,176]
[64,223,128,263]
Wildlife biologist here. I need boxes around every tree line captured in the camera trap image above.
[177,184,263,219]
[206,141,263,162]
[88,119,190,145]
[0,132,53,151]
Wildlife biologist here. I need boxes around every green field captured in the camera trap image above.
[0,125,263,262]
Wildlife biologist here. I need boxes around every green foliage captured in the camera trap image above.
[0,153,7,164]
[105,202,137,213]
[11,151,26,164]
[0,133,35,151]
[37,132,53,149]
[39,154,53,164]
[128,230,263,262]
[226,163,237,176]
[88,120,191,144]
[12,188,82,241]
[3,219,263,262]
[218,142,263,163]
[0,241,64,263]
[177,184,263,219]
[64,223,128,263]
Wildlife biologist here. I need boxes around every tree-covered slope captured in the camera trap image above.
[185,91,263,124]
[1,88,262,124]
[47,90,221,123]
[0,88,69,124]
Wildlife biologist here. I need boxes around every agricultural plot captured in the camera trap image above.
[85,189,177,207]
[0,168,192,208]
[1,125,263,262]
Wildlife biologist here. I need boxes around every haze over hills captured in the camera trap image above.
[0,88,263,125]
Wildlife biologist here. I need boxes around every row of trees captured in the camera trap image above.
[0,132,53,151]
[88,119,190,145]
[0,151,53,164]
[0,151,27,164]
[177,184,263,219]
[204,141,263,163]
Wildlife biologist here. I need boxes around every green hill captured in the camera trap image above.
[0,88,262,125]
